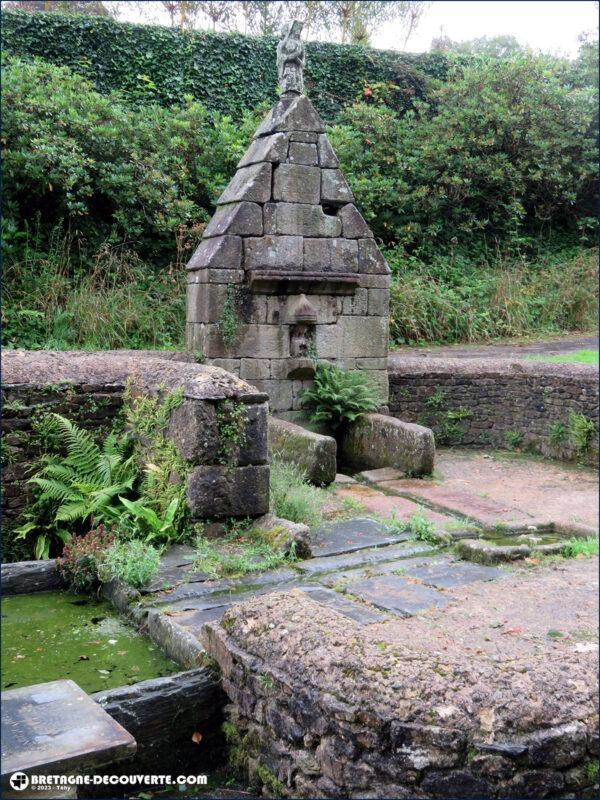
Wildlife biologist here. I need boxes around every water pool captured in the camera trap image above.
[1,591,178,693]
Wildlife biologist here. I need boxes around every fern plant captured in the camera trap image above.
[28,414,137,525]
[300,362,381,430]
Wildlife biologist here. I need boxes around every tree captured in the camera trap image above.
[431,33,525,58]
[5,0,114,14]
[159,1,203,29]
[319,1,428,46]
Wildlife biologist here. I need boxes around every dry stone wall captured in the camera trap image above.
[186,93,391,414]
[389,358,598,464]
[1,351,269,561]
[203,589,599,799]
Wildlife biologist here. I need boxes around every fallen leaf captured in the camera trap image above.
[78,655,90,661]
[502,626,525,636]
[191,732,203,745]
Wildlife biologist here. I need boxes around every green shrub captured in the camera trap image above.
[57,524,115,593]
[300,362,381,430]
[568,411,597,458]
[562,537,599,559]
[332,55,597,252]
[386,510,438,544]
[1,9,450,119]
[98,539,161,588]
[505,431,524,450]
[269,458,327,528]
[27,414,136,525]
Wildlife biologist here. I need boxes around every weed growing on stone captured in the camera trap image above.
[586,759,599,781]
[562,537,599,559]
[385,509,439,545]
[192,524,293,580]
[549,421,567,447]
[216,400,247,465]
[98,539,161,589]
[217,285,241,349]
[341,495,365,516]
[269,457,328,528]
[505,430,524,450]
[568,411,596,458]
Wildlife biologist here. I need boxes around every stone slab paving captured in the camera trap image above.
[378,448,599,533]
[309,516,409,557]
[341,573,451,616]
[332,483,459,530]
[1,679,136,780]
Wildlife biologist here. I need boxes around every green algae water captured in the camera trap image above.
[1,591,178,693]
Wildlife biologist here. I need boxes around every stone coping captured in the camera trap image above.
[2,350,267,403]
[388,355,598,382]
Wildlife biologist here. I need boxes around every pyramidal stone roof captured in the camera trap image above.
[187,93,390,278]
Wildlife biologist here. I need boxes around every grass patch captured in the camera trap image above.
[562,537,599,559]
[384,509,439,545]
[528,349,599,365]
[192,523,294,580]
[269,457,328,528]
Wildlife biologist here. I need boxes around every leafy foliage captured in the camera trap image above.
[562,537,599,559]
[28,414,136,525]
[98,539,161,588]
[300,362,381,429]
[330,55,598,252]
[57,524,116,593]
[2,9,449,119]
[269,457,327,528]
[117,496,180,544]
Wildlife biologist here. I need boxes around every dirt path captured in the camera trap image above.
[389,333,598,362]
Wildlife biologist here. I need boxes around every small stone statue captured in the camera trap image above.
[277,19,305,96]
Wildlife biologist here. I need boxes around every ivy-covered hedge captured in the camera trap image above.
[1,9,452,118]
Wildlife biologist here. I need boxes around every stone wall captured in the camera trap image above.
[2,351,269,560]
[203,589,599,799]
[389,358,598,464]
[88,669,226,790]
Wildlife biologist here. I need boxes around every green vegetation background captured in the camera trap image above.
[2,9,598,350]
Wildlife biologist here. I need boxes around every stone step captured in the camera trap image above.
[310,516,411,557]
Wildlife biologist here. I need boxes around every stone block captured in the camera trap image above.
[290,131,318,143]
[321,169,354,205]
[217,163,272,205]
[315,324,340,359]
[340,413,435,475]
[237,133,288,168]
[187,235,242,272]
[202,202,263,238]
[209,358,241,374]
[342,288,368,316]
[237,402,269,466]
[244,235,303,271]
[273,164,320,204]
[251,513,311,558]
[275,203,341,237]
[1,560,62,595]
[288,142,319,166]
[240,359,271,381]
[338,316,389,357]
[263,203,276,234]
[268,416,337,485]
[318,134,339,168]
[186,283,227,323]
[368,288,390,316]
[168,399,219,464]
[186,322,206,353]
[360,274,392,288]
[304,238,331,270]
[253,94,325,138]
[207,324,289,359]
[338,204,373,238]
[358,238,390,274]
[283,294,341,325]
[186,464,269,518]
[247,380,293,412]
[330,238,358,271]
